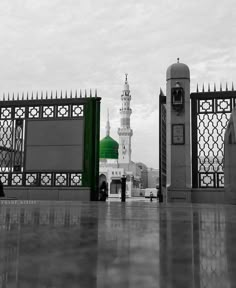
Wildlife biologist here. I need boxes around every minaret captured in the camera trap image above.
[118,74,133,163]
[106,109,110,136]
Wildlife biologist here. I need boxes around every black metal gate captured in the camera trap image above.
[159,89,166,194]
[191,87,236,188]
[0,91,101,199]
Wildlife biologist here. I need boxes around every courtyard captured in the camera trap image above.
[0,200,235,287]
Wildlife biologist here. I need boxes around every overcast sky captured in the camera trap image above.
[0,0,235,168]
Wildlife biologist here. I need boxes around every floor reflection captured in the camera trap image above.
[198,209,230,288]
[0,202,236,287]
[0,203,99,287]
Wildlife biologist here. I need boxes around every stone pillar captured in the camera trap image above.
[166,59,191,202]
[107,179,111,197]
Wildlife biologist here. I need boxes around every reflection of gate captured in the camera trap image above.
[159,89,166,194]
[191,88,236,188]
[0,91,101,200]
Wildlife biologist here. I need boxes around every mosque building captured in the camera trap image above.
[99,75,144,198]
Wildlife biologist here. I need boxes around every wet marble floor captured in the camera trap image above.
[0,200,236,287]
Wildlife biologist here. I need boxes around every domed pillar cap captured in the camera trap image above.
[166,58,190,80]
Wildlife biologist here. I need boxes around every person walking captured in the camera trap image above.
[99,181,108,201]
[0,180,5,197]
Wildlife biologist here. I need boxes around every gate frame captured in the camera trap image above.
[159,89,166,197]
[191,90,236,189]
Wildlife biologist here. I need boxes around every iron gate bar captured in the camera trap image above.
[191,93,198,188]
[159,90,166,195]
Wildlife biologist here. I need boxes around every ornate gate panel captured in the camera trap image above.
[159,90,166,194]
[0,91,101,200]
[191,89,236,188]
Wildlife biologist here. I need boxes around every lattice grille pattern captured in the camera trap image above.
[0,174,9,185]
[1,107,12,119]
[28,106,40,118]
[41,173,52,186]
[11,173,23,186]
[199,211,230,288]
[0,120,13,171]
[72,105,84,117]
[57,105,69,117]
[55,173,67,186]
[70,173,82,186]
[0,104,84,120]
[26,173,38,185]
[13,120,24,172]
[15,107,25,118]
[43,106,54,118]
[194,96,236,188]
[198,113,228,173]
[0,172,82,187]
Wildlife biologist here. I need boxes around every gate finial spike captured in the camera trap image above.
[226,82,228,91]
[17,93,19,100]
[12,93,15,101]
[214,83,216,91]
[95,89,97,97]
[31,92,34,100]
[75,90,78,98]
[80,89,82,98]
[51,91,53,99]
[36,91,38,100]
[55,91,58,99]
[202,83,204,92]
[41,91,43,99]
[208,83,210,92]
[85,89,87,98]
[90,89,92,97]
[70,90,72,98]
[60,90,63,99]
[232,82,234,91]
[7,93,10,101]
[196,83,199,92]
[22,92,24,100]
[65,91,68,99]
[220,83,222,91]
[3,93,5,101]
[46,91,48,100]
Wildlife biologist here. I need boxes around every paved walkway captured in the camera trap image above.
[0,200,235,287]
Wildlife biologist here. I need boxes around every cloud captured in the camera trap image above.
[0,0,235,168]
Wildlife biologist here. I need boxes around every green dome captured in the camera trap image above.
[100,136,119,159]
